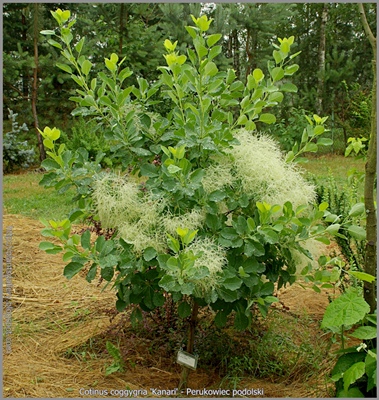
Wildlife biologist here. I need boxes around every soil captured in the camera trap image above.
[3,213,338,398]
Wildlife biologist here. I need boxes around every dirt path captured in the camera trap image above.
[3,214,334,398]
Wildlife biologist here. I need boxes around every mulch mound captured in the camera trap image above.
[3,213,334,398]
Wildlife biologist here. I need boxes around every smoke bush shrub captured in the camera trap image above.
[3,109,36,173]
[39,10,347,336]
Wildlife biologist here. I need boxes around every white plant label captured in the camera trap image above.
[176,350,198,370]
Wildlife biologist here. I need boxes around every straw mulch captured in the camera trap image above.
[3,213,334,398]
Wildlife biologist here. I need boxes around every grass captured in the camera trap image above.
[3,155,365,221]
[3,170,75,220]
[299,154,365,190]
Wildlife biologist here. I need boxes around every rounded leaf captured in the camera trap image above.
[321,288,370,329]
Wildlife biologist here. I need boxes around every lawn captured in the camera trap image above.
[3,170,75,220]
[299,154,365,189]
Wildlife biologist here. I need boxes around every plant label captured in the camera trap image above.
[176,350,198,370]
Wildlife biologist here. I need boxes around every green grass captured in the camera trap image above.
[300,154,365,191]
[3,171,75,220]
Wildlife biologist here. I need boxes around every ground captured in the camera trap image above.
[3,213,340,398]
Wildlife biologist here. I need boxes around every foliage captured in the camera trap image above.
[284,113,333,163]
[313,173,366,278]
[104,341,125,375]
[321,285,377,398]
[3,109,36,173]
[265,107,311,152]
[345,136,369,158]
[60,118,113,168]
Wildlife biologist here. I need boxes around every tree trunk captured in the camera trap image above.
[245,28,257,80]
[316,3,328,115]
[358,3,376,313]
[232,29,240,80]
[178,301,199,392]
[32,3,46,162]
[119,4,124,57]
[21,10,29,98]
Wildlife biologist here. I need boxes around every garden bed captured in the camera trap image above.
[2,213,340,398]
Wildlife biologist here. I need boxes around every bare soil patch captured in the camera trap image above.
[3,214,336,398]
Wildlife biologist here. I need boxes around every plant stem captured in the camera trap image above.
[178,300,199,393]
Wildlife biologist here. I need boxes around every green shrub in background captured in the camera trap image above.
[60,118,113,168]
[314,174,366,277]
[3,109,36,173]
[263,107,312,152]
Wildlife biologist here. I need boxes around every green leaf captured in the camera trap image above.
[222,276,243,291]
[326,223,341,235]
[143,247,157,262]
[365,351,377,391]
[226,69,236,85]
[204,61,218,77]
[86,264,97,283]
[234,311,250,331]
[39,241,62,253]
[321,288,370,329]
[153,292,165,307]
[56,63,72,74]
[350,326,377,340]
[209,190,226,202]
[268,92,284,103]
[336,387,364,398]
[348,225,366,240]
[99,254,118,269]
[214,309,229,328]
[159,275,180,292]
[284,64,299,76]
[208,45,222,60]
[343,362,365,392]
[349,271,376,283]
[41,158,60,170]
[217,287,238,302]
[207,33,222,47]
[185,26,197,39]
[348,203,365,218]
[64,262,84,279]
[259,113,276,124]
[81,59,92,76]
[280,41,290,53]
[317,138,333,146]
[273,50,283,64]
[105,59,117,72]
[237,114,248,125]
[75,37,85,54]
[167,164,182,174]
[71,74,85,87]
[47,39,62,49]
[80,230,91,250]
[280,83,298,93]
[270,67,284,82]
[252,68,264,82]
[178,301,192,318]
[41,29,56,35]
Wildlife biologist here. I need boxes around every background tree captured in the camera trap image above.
[358,3,377,314]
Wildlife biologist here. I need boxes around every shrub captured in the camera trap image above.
[60,118,113,168]
[3,109,36,173]
[38,10,360,390]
